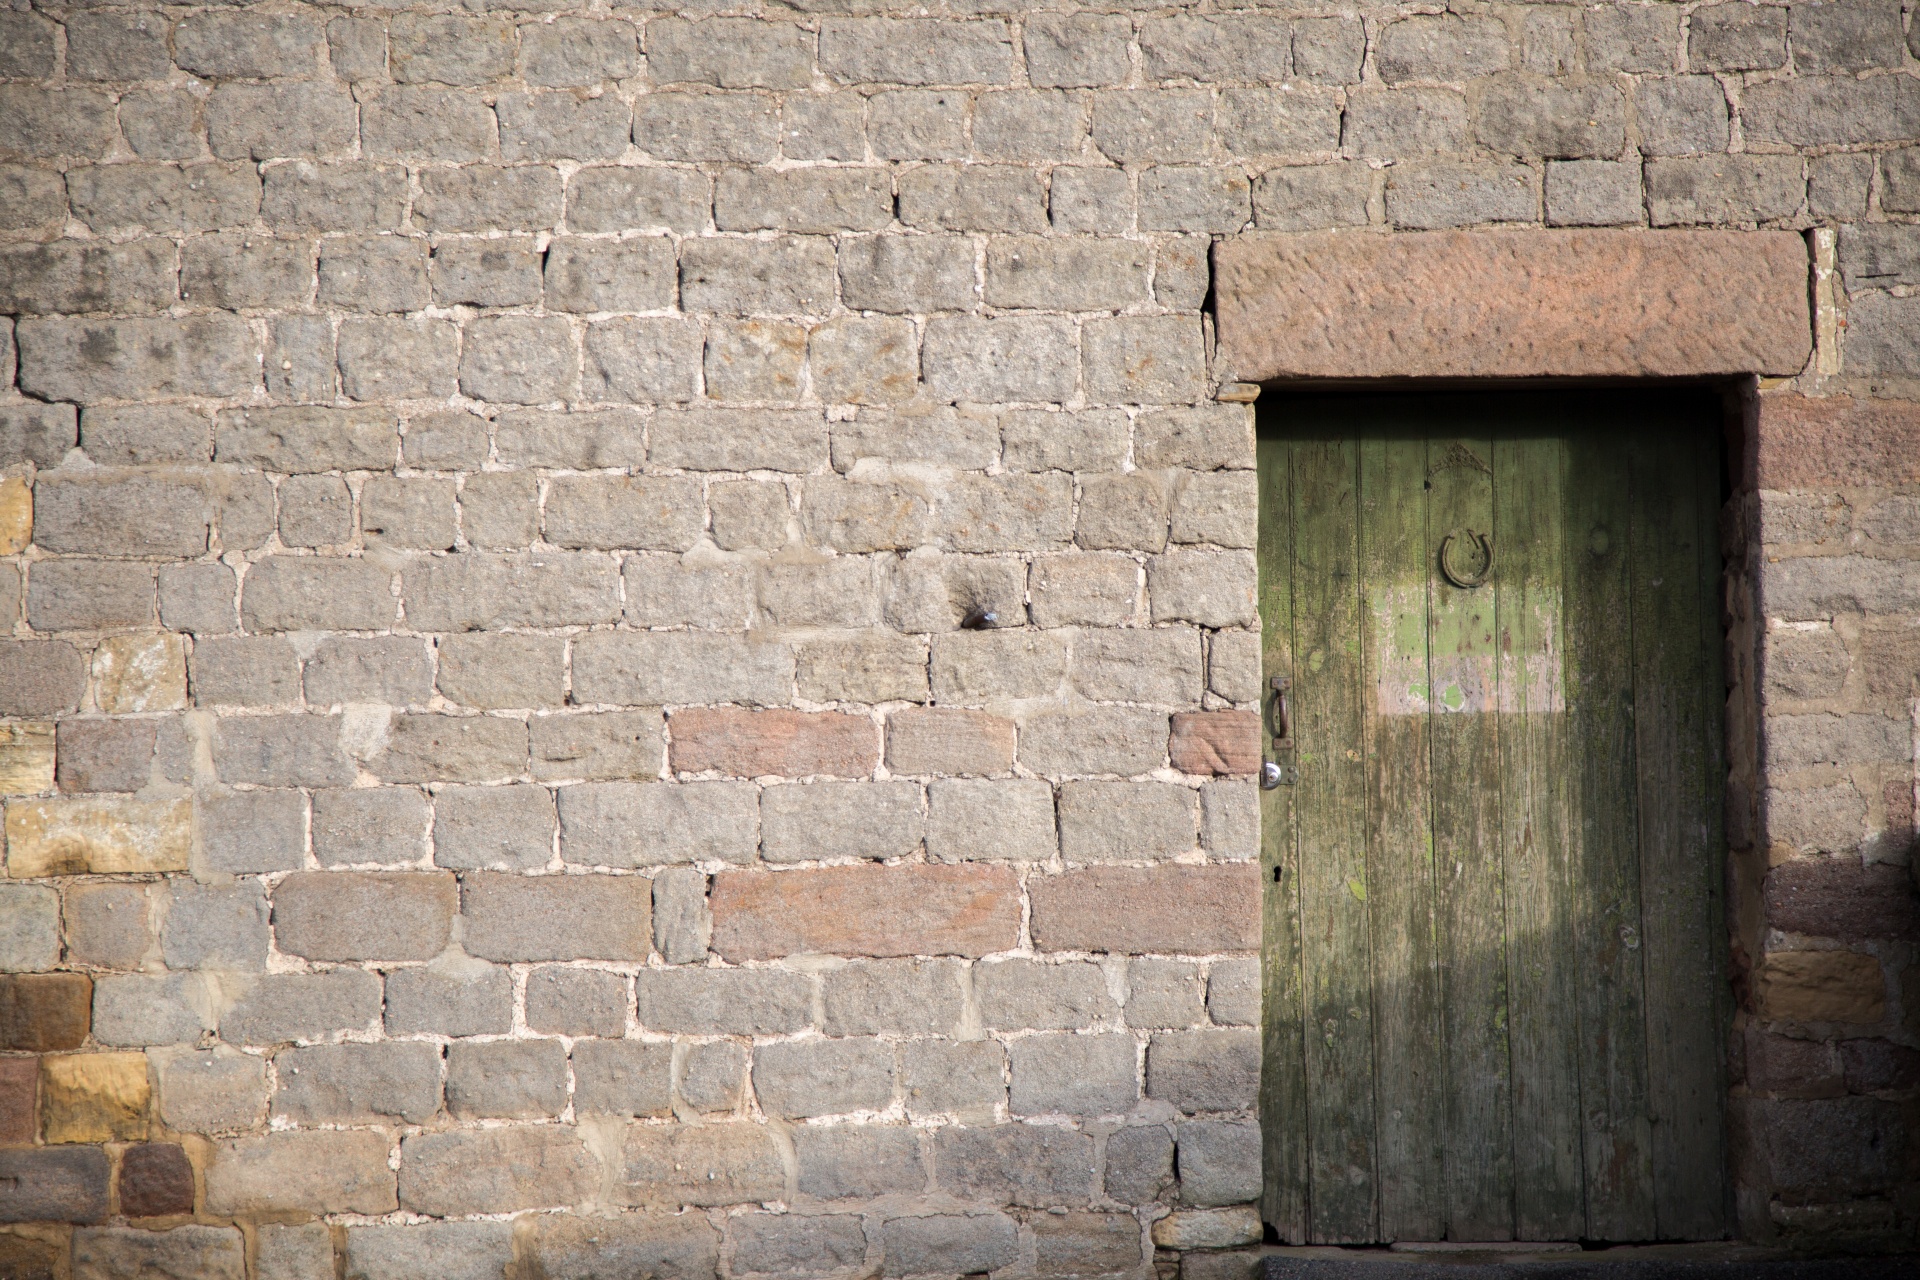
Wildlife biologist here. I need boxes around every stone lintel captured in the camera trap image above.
[1213,229,1812,382]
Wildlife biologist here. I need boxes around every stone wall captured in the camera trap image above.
[0,0,1914,1275]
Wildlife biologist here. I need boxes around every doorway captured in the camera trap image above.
[1256,389,1731,1244]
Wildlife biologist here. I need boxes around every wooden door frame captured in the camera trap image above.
[1214,229,1814,1246]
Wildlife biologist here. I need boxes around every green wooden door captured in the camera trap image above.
[1257,391,1729,1245]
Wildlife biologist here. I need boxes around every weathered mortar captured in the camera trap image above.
[0,1,1914,1275]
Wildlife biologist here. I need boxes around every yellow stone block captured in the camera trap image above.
[1754,949,1886,1025]
[0,722,54,795]
[40,1052,151,1143]
[0,474,29,555]
[5,797,191,877]
[92,634,187,714]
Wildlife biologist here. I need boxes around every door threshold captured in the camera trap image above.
[1261,1242,1916,1277]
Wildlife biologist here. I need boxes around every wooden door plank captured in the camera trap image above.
[1426,431,1514,1241]
[1259,434,1310,1243]
[1291,434,1379,1243]
[1493,430,1585,1240]
[1562,426,1657,1241]
[1359,426,1447,1241]
[1627,424,1729,1239]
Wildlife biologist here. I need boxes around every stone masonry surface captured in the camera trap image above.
[0,0,1914,1274]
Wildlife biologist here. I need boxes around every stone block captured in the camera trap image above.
[680,235,834,314]
[73,1227,242,1280]
[1077,473,1170,553]
[731,1214,868,1276]
[1689,2,1786,70]
[929,630,1070,703]
[758,558,885,628]
[1030,865,1261,955]
[887,709,1014,778]
[713,863,1019,960]
[0,883,57,971]
[438,634,568,710]
[303,636,434,707]
[544,475,703,551]
[634,92,779,163]
[221,969,384,1045]
[241,557,396,632]
[36,472,210,559]
[1009,1032,1137,1116]
[561,781,758,868]
[401,1125,598,1216]
[345,1222,513,1280]
[925,778,1058,864]
[27,559,155,631]
[1647,155,1804,227]
[0,1145,109,1223]
[819,959,964,1037]
[760,781,924,863]
[753,1037,894,1118]
[0,721,52,796]
[710,483,793,551]
[1026,14,1131,88]
[976,958,1117,1031]
[653,866,711,965]
[544,238,675,312]
[902,1040,1005,1119]
[5,796,189,877]
[619,1123,787,1208]
[669,709,874,779]
[460,315,576,405]
[447,1039,568,1120]
[1545,159,1644,228]
[1138,166,1253,233]
[1215,229,1813,381]
[679,1040,744,1113]
[789,1125,922,1201]
[257,1224,333,1280]
[717,168,893,234]
[360,477,456,551]
[311,787,428,868]
[984,236,1151,312]
[216,406,396,473]
[39,1051,148,1142]
[1206,957,1261,1027]
[934,1124,1096,1206]
[461,872,650,962]
[532,713,665,783]
[1033,1213,1142,1276]
[272,871,456,962]
[54,718,154,795]
[153,1049,266,1137]
[1765,857,1920,942]
[839,235,977,313]
[90,973,209,1047]
[522,1213,718,1280]
[527,966,627,1037]
[210,714,354,790]
[379,955,505,1036]
[520,17,636,86]
[1020,706,1169,777]
[1127,958,1206,1030]
[162,881,269,972]
[432,784,555,872]
[795,632,930,705]
[1734,1096,1904,1195]
[1106,1124,1175,1203]
[498,91,630,162]
[924,315,1076,403]
[1090,90,1212,165]
[1151,1206,1262,1249]
[636,967,811,1035]
[1170,711,1262,778]
[1059,781,1198,861]
[568,167,710,235]
[369,714,527,785]
[942,474,1075,553]
[274,1042,442,1125]
[573,1040,672,1117]
[1051,166,1133,233]
[458,474,542,549]
[1753,950,1885,1024]
[0,641,85,716]
[1178,1120,1261,1205]
[880,1214,1018,1277]
[1147,1029,1260,1113]
[403,553,620,632]
[117,1142,196,1218]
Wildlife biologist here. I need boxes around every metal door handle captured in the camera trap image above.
[1263,675,1297,788]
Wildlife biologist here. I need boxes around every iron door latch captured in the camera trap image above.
[1262,674,1298,789]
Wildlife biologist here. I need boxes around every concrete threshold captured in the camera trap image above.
[1261,1243,1917,1279]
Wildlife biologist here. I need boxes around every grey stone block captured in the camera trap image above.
[55,718,156,794]
[438,634,568,710]
[304,636,435,707]
[1058,782,1198,862]
[1146,1030,1260,1113]
[361,477,456,551]
[257,1223,333,1280]
[933,1124,1097,1206]
[634,92,780,163]
[879,1214,1017,1277]
[384,957,512,1036]
[213,714,355,789]
[192,637,301,707]
[433,784,556,871]
[27,559,155,631]
[531,712,664,782]
[678,1040,744,1113]
[498,92,631,162]
[572,1039,672,1117]
[163,882,269,972]
[274,1042,443,1125]
[760,781,924,863]
[567,167,710,235]
[371,714,527,785]
[1177,1120,1261,1206]
[730,1215,867,1276]
[160,564,238,635]
[1105,1124,1174,1203]
[64,883,153,971]
[1545,159,1643,227]
[1008,1033,1138,1116]
[752,1037,894,1118]
[93,973,216,1046]
[0,884,57,973]
[460,872,651,962]
[901,1040,1005,1119]
[821,959,965,1036]
[345,1221,514,1280]
[1127,959,1206,1030]
[1206,958,1260,1027]
[794,1125,925,1199]
[652,865,711,965]
[446,1039,568,1119]
[203,790,306,875]
[312,787,431,868]
[221,969,384,1045]
[526,966,627,1037]
[636,968,811,1034]
[72,1227,246,1280]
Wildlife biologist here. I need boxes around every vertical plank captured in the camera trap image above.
[1493,428,1586,1239]
[1258,434,1310,1243]
[1562,425,1658,1241]
[1359,424,1447,1241]
[1291,434,1378,1243]
[1425,431,1514,1240]
[1628,421,1729,1240]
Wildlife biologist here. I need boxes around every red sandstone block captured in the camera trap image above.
[711,864,1020,960]
[1755,395,1920,490]
[119,1142,195,1217]
[1764,857,1920,943]
[0,973,92,1051]
[1168,711,1260,776]
[1029,864,1261,955]
[670,708,879,778]
[0,1056,34,1144]
[1214,229,1810,381]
